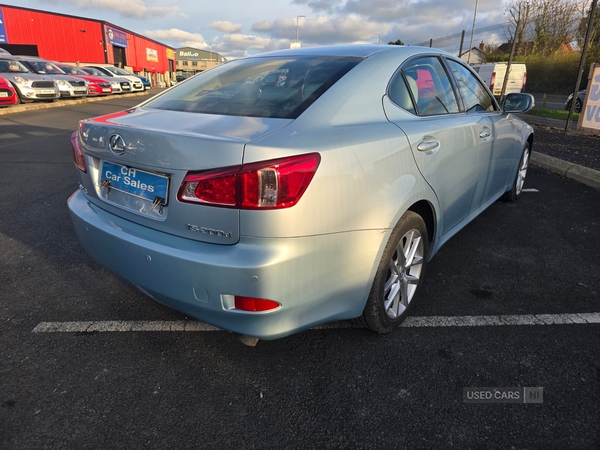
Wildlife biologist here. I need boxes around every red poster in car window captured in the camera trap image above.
[416,69,436,98]
[416,69,434,89]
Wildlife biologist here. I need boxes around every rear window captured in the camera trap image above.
[146,56,362,119]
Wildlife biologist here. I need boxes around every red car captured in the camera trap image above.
[55,64,112,96]
[0,75,18,106]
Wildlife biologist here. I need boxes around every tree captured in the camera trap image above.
[505,0,583,56]
[577,2,600,50]
[388,39,405,46]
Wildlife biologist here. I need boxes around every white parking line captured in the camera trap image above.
[31,313,600,333]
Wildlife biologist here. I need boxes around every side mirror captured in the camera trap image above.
[503,93,535,113]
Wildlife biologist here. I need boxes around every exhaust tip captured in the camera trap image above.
[238,334,260,347]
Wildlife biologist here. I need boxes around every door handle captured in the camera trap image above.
[417,141,440,152]
[479,129,491,139]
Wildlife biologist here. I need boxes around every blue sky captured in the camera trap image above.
[6,0,512,58]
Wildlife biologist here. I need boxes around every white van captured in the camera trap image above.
[471,63,527,97]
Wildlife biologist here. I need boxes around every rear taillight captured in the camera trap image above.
[178,153,321,210]
[71,129,87,173]
[490,72,496,91]
[235,296,280,312]
[522,73,527,89]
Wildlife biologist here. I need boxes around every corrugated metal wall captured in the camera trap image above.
[1,6,105,63]
[1,5,175,73]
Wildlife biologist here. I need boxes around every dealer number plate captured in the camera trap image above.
[100,161,169,204]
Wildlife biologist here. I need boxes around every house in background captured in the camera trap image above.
[460,41,488,64]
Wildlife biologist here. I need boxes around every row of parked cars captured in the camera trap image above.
[0,51,151,107]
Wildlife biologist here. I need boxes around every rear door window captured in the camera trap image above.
[399,57,459,116]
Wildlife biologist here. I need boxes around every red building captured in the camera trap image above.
[0,4,176,85]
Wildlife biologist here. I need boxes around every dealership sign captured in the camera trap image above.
[146,48,158,62]
[106,27,128,48]
[579,64,600,133]
[0,9,8,44]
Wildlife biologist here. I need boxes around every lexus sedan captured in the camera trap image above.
[69,45,534,342]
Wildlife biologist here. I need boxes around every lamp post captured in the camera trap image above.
[296,15,305,43]
[375,33,381,44]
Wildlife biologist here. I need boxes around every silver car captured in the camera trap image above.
[69,45,534,342]
[0,58,59,103]
[13,56,88,98]
[80,66,133,94]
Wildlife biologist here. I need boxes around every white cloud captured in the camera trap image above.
[208,21,243,33]
[143,28,207,49]
[252,15,392,45]
[42,0,178,19]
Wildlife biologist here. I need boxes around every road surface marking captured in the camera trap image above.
[32,313,600,333]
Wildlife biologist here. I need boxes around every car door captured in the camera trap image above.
[445,59,517,208]
[384,56,479,238]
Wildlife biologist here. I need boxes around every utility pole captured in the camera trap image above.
[566,0,598,131]
[467,0,479,64]
[500,13,522,101]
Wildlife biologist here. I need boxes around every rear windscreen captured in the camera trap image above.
[146,56,362,119]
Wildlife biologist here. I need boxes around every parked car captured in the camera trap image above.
[471,62,527,98]
[79,66,132,94]
[69,45,534,342]
[84,65,144,92]
[55,64,112,96]
[0,75,18,106]
[12,56,88,99]
[133,73,151,89]
[0,57,59,103]
[565,90,586,113]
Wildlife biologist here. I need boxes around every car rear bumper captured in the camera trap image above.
[68,190,383,339]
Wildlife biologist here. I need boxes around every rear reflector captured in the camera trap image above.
[178,153,320,210]
[71,130,87,173]
[490,72,496,91]
[234,296,280,312]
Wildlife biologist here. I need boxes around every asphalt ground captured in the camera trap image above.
[0,95,599,449]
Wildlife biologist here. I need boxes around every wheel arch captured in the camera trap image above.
[407,200,436,257]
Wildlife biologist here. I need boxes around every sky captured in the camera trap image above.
[8,0,515,59]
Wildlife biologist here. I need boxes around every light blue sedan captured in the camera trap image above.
[68,45,534,342]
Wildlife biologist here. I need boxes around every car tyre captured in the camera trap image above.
[502,142,531,202]
[358,211,428,333]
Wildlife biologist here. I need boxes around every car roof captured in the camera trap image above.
[246,44,451,60]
